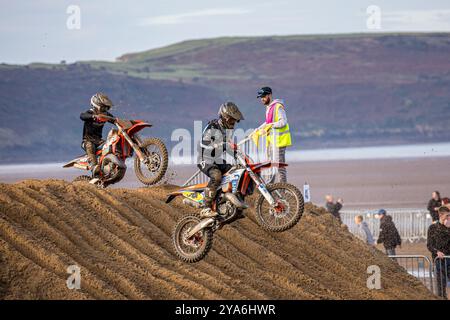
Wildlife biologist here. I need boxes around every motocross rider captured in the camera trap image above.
[80,93,115,177]
[197,102,244,218]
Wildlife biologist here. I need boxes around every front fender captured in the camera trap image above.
[186,218,215,239]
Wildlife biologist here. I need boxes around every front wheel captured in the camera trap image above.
[134,137,168,185]
[255,183,304,232]
[172,215,213,263]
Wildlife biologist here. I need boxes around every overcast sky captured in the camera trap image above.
[1,0,450,64]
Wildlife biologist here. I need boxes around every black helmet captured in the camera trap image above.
[218,102,244,129]
[257,86,272,98]
[91,92,113,112]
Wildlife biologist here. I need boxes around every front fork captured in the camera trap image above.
[246,167,277,206]
[121,130,146,162]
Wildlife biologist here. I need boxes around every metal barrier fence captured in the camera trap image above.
[389,255,450,299]
[388,255,434,294]
[341,209,432,242]
[434,256,450,299]
[182,127,277,187]
[182,169,208,187]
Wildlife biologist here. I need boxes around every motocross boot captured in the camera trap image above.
[85,140,100,178]
[91,164,101,178]
[200,187,218,218]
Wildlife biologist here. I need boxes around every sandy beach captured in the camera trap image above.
[0,156,449,210]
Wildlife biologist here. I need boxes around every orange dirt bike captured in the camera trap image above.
[63,115,168,187]
[167,126,304,263]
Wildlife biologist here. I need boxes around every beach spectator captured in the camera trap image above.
[376,209,402,256]
[325,195,343,223]
[427,206,450,299]
[427,191,442,222]
[354,215,375,246]
[256,87,292,183]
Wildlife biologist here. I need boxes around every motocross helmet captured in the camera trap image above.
[218,102,244,129]
[91,92,114,113]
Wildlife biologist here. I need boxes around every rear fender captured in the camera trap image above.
[63,155,89,170]
[166,192,181,203]
[166,185,206,203]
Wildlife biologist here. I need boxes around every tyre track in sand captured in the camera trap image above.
[48,183,196,299]
[21,183,172,299]
[130,190,300,298]
[145,185,435,300]
[0,184,127,299]
[143,188,348,299]
[0,180,436,300]
[73,186,219,299]
[126,191,271,299]
[117,192,256,299]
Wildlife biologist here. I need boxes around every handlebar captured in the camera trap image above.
[95,114,116,122]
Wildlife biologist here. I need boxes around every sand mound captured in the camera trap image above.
[0,179,435,300]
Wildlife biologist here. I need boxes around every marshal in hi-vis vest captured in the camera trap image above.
[266,100,292,148]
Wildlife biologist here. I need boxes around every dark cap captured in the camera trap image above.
[378,209,387,216]
[257,87,272,98]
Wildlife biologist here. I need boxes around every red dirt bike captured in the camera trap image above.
[168,126,304,263]
[63,115,168,187]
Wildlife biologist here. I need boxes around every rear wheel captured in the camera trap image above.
[172,215,213,263]
[134,137,168,185]
[255,183,304,232]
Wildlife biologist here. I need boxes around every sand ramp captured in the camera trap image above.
[0,179,435,299]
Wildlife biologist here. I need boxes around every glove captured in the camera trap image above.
[228,142,237,151]
[94,114,108,123]
[211,141,224,150]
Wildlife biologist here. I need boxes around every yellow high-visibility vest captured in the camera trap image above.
[267,103,292,148]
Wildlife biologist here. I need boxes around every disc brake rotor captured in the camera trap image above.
[270,199,290,218]
[146,153,161,172]
[182,227,202,248]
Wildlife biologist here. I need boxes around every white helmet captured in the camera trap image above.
[90,92,113,112]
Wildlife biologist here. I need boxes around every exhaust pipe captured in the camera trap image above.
[187,218,215,238]
[224,193,249,209]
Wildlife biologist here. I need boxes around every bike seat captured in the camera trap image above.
[81,140,105,151]
[182,183,208,191]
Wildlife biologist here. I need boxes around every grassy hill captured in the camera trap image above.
[1,33,450,163]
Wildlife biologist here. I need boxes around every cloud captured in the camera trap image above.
[383,9,450,29]
[139,8,251,26]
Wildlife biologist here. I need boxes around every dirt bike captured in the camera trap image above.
[167,125,304,263]
[63,115,168,187]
